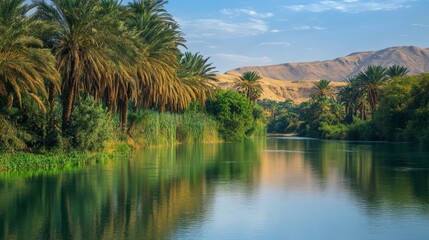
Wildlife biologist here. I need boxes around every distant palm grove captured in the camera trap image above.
[0,0,268,156]
[259,65,429,143]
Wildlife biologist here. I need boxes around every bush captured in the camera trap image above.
[206,91,254,141]
[65,97,114,151]
[131,110,219,147]
[347,118,378,140]
[318,122,348,139]
[0,115,31,152]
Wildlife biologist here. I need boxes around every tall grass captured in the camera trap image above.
[132,110,220,147]
[0,143,131,173]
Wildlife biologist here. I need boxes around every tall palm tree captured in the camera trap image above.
[338,76,368,121]
[356,65,388,111]
[128,0,187,113]
[177,52,218,106]
[233,71,263,102]
[386,65,409,78]
[312,79,335,99]
[0,0,59,111]
[34,0,136,130]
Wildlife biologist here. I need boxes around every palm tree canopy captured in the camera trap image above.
[34,0,139,127]
[0,0,59,111]
[312,79,334,99]
[233,71,263,102]
[177,52,218,105]
[357,65,389,111]
[386,65,409,78]
[128,0,189,112]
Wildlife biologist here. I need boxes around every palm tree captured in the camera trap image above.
[233,71,263,102]
[128,0,187,113]
[0,0,59,111]
[386,65,408,78]
[338,76,368,121]
[34,0,136,130]
[177,52,218,106]
[312,79,335,99]
[356,65,388,111]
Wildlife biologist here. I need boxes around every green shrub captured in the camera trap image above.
[0,115,31,152]
[65,97,114,151]
[247,120,267,138]
[318,122,348,139]
[347,118,378,140]
[206,90,254,141]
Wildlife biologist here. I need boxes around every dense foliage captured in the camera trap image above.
[0,0,227,156]
[207,90,265,141]
[258,66,429,143]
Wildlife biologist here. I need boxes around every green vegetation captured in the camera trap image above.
[0,0,268,172]
[207,90,266,141]
[131,110,220,147]
[259,65,429,143]
[233,71,263,103]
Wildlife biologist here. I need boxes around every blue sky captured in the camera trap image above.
[163,0,429,73]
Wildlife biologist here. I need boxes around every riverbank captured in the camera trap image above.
[0,91,266,173]
[0,142,132,173]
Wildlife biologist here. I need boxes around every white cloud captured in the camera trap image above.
[259,42,291,46]
[412,23,429,27]
[285,0,412,13]
[215,54,272,64]
[221,8,274,18]
[177,18,270,39]
[293,25,327,31]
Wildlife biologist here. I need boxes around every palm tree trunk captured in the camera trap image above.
[127,104,138,136]
[104,88,114,112]
[120,99,129,133]
[62,87,75,131]
[48,82,57,111]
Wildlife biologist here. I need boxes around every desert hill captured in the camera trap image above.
[226,46,429,82]
[215,74,346,103]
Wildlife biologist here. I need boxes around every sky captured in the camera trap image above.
[162,0,429,73]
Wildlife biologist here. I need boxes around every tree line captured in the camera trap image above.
[0,0,217,135]
[258,65,429,142]
[1,0,243,152]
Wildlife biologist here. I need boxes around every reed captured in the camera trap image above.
[132,110,220,147]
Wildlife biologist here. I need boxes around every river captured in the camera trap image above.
[1,137,429,239]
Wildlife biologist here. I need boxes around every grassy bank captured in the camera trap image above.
[0,110,221,172]
[0,143,131,173]
[0,91,267,172]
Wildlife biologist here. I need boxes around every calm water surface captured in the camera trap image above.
[1,137,429,239]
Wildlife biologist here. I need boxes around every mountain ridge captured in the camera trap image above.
[225,46,429,82]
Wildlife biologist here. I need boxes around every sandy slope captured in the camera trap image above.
[227,46,429,82]
[215,74,346,103]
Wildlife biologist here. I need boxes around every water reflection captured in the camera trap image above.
[1,138,429,239]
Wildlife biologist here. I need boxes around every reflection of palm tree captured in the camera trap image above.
[0,0,59,111]
[357,65,388,111]
[233,71,263,102]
